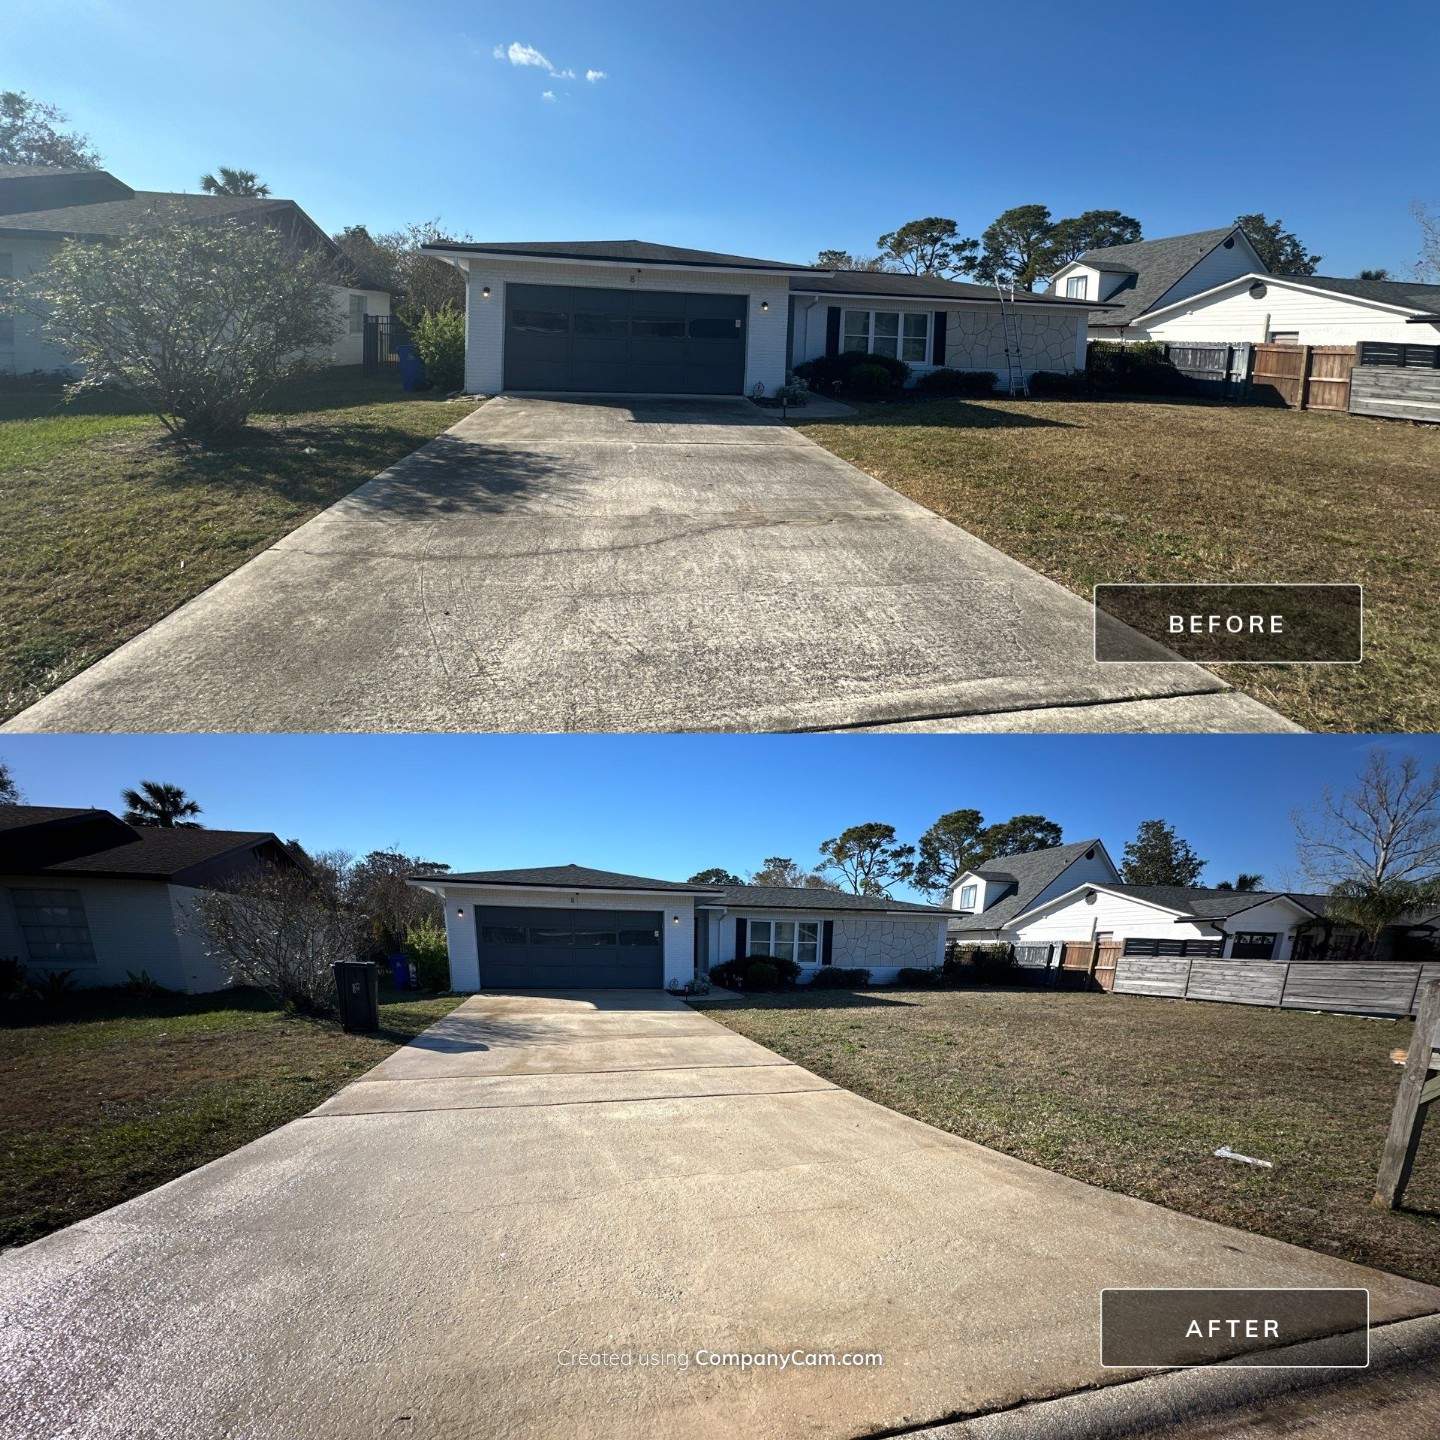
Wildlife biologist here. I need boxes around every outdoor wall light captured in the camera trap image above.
[481,286,492,299]
[760,300,769,311]
[456,906,465,917]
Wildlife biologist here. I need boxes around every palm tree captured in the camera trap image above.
[199,166,270,197]
[121,780,203,829]
[1215,872,1265,892]
[1326,876,1439,957]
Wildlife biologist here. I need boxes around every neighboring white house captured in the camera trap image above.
[419,238,1101,397]
[0,805,305,993]
[0,164,391,376]
[1116,272,1440,348]
[1048,226,1267,342]
[947,836,1440,964]
[410,864,949,991]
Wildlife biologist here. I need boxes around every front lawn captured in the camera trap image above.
[0,985,462,1250]
[706,986,1440,1285]
[0,368,479,720]
[800,398,1440,732]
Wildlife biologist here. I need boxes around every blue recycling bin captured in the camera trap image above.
[396,342,427,392]
[388,954,414,989]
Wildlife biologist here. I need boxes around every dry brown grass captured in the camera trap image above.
[800,396,1440,731]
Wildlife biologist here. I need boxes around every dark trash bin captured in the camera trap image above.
[396,342,427,392]
[332,960,379,1033]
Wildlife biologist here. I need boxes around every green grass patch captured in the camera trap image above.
[708,987,1440,1285]
[800,397,1440,732]
[0,985,462,1249]
[0,368,478,718]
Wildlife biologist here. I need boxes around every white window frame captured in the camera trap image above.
[841,308,931,364]
[1064,274,1087,299]
[959,884,977,910]
[348,293,367,335]
[746,916,822,967]
[9,886,97,965]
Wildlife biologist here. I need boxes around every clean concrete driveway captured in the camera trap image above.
[6,397,1292,733]
[3,991,1434,1440]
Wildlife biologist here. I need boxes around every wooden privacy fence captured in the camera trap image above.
[1058,940,1122,991]
[1249,343,1355,412]
[1113,954,1440,1018]
[1350,340,1440,423]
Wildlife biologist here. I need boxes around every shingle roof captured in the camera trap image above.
[41,826,289,879]
[948,839,1105,932]
[790,269,1104,308]
[421,239,818,272]
[1074,227,1241,329]
[717,884,946,915]
[0,190,291,238]
[0,804,98,831]
[1101,884,1327,921]
[1268,272,1440,317]
[438,863,723,893]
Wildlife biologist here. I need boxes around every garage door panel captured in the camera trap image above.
[475,905,664,988]
[504,283,745,394]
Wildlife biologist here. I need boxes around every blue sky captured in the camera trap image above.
[4,736,1434,901]
[12,0,1438,277]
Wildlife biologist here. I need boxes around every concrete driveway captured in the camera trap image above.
[4,991,1434,1440]
[5,396,1292,733]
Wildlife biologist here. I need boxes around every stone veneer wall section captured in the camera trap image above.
[945,307,1082,377]
[833,916,942,973]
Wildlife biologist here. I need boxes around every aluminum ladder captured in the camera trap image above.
[994,280,1029,397]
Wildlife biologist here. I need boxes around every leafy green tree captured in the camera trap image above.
[16,211,341,443]
[815,248,886,272]
[913,808,986,900]
[688,867,742,886]
[976,815,1064,861]
[199,166,270,197]
[1235,213,1321,275]
[1327,876,1440,956]
[875,217,979,277]
[1120,820,1205,887]
[0,759,21,805]
[350,850,449,954]
[817,822,915,896]
[975,204,1055,289]
[1045,210,1143,268]
[121,781,203,829]
[0,91,100,168]
[333,220,467,325]
[749,857,838,891]
[1215,872,1264,892]
[411,307,465,391]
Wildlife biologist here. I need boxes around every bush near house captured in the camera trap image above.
[1086,340,1184,395]
[914,368,998,397]
[404,918,451,992]
[794,350,911,397]
[897,966,944,986]
[411,307,465,393]
[710,954,801,992]
[807,966,871,989]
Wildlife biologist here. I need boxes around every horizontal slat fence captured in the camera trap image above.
[1113,956,1440,1018]
[1349,366,1440,424]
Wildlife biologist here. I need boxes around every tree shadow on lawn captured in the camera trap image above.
[1,984,278,1030]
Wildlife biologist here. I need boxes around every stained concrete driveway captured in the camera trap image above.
[5,397,1293,733]
[3,991,1435,1440]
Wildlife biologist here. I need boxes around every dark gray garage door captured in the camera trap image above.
[475,905,664,988]
[504,283,746,394]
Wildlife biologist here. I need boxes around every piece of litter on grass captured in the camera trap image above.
[1214,1145,1273,1169]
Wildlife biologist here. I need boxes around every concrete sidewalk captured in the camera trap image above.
[4,396,1295,734]
[2,990,1433,1439]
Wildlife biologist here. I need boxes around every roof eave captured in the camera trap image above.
[418,244,824,277]
[408,876,725,899]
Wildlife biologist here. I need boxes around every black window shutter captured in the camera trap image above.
[735,917,747,958]
[825,307,841,357]
[932,311,947,366]
[822,919,834,966]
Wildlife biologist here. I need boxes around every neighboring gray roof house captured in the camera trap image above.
[948,839,1116,936]
[1047,225,1269,336]
[0,804,303,993]
[1258,272,1440,320]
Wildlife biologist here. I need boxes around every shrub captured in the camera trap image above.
[807,966,870,989]
[970,944,1016,977]
[845,362,896,399]
[1027,369,1092,398]
[896,966,942,986]
[411,306,465,392]
[748,953,800,985]
[915,368,997,397]
[123,969,172,999]
[0,956,25,1001]
[794,350,910,397]
[707,958,746,991]
[1086,341,1184,395]
[31,970,76,1005]
[11,210,342,443]
[745,960,779,992]
[404,917,451,992]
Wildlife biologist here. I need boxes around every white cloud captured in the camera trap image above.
[553,67,575,80]
[494,41,553,69]
[585,68,607,83]
[541,89,557,102]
